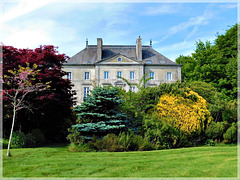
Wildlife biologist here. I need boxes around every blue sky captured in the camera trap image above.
[0,0,238,61]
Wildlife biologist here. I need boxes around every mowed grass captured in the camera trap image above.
[2,145,237,178]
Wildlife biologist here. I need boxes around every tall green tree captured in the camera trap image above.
[176,24,237,100]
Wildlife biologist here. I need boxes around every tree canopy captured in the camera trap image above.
[176,24,237,100]
[3,45,76,142]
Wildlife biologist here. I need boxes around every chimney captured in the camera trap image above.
[97,38,103,61]
[136,36,142,61]
[86,38,88,48]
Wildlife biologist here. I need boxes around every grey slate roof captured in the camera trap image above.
[66,45,178,65]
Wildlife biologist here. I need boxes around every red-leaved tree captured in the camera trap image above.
[3,45,76,144]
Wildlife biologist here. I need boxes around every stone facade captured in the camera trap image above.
[63,37,181,104]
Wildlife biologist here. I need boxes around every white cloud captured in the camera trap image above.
[144,4,182,15]
[218,4,237,9]
[159,5,214,42]
[157,34,217,61]
[1,0,56,23]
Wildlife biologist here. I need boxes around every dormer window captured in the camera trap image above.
[117,58,122,62]
[146,60,152,64]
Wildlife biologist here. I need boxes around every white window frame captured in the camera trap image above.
[130,71,135,80]
[117,71,122,79]
[167,72,172,81]
[130,86,136,92]
[149,72,154,79]
[83,87,90,99]
[84,72,90,80]
[66,72,72,80]
[104,71,109,79]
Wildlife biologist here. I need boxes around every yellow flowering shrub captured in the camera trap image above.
[156,89,212,135]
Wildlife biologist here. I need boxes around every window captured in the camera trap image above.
[104,71,109,79]
[66,72,72,80]
[117,71,122,79]
[84,72,90,80]
[117,58,122,62]
[149,72,154,79]
[167,72,172,81]
[130,71,135,80]
[146,60,152,64]
[83,87,90,100]
[130,86,136,92]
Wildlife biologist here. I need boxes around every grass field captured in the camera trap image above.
[2,145,237,178]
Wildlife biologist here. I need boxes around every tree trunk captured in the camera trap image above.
[7,106,16,157]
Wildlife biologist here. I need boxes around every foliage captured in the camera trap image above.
[6,131,43,149]
[71,86,134,140]
[189,81,217,103]
[143,113,190,148]
[118,130,154,151]
[205,139,215,146]
[205,121,228,142]
[68,143,93,152]
[66,128,84,144]
[87,132,154,152]
[156,89,212,135]
[176,24,237,99]
[88,134,124,152]
[223,123,237,143]
[2,63,49,156]
[1,138,9,149]
[10,132,26,148]
[117,72,153,90]
[70,120,128,140]
[74,86,128,123]
[119,81,190,129]
[3,45,76,143]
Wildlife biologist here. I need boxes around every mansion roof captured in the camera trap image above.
[66,38,180,66]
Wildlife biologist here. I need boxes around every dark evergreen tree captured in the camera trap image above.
[71,86,135,140]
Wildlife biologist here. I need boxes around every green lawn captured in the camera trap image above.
[2,145,237,178]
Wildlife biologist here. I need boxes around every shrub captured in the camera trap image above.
[24,133,37,148]
[68,142,93,152]
[205,139,215,146]
[88,134,124,152]
[6,131,45,148]
[11,131,26,148]
[205,121,228,142]
[138,138,155,151]
[30,129,46,145]
[118,131,134,151]
[143,114,190,149]
[156,89,212,135]
[223,122,237,143]
[2,138,9,149]
[67,128,85,144]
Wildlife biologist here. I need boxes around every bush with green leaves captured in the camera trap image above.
[2,138,9,149]
[119,81,190,129]
[223,122,237,143]
[68,142,93,152]
[118,130,154,151]
[143,114,190,149]
[88,133,124,152]
[5,130,46,148]
[205,121,228,142]
[11,131,27,148]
